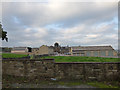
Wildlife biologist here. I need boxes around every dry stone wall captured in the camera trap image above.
[55,62,120,81]
[2,59,120,81]
[2,59,55,78]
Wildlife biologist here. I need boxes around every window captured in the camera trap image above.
[86,51,91,56]
[93,51,98,57]
[108,50,113,56]
[100,51,106,56]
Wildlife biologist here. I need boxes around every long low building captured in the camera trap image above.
[11,47,32,54]
[70,45,117,57]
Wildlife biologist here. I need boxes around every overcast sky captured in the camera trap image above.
[1,1,118,49]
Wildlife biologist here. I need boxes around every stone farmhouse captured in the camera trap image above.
[70,45,117,57]
[32,45,54,55]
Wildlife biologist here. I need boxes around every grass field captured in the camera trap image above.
[1,53,119,62]
[41,56,119,62]
[2,53,28,58]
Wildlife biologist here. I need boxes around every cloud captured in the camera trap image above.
[2,2,118,49]
[2,2,117,27]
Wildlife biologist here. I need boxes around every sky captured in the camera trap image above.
[1,0,118,49]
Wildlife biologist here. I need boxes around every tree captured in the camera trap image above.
[0,23,8,42]
[54,42,61,53]
[54,42,59,47]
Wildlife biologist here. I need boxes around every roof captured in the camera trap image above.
[32,48,39,51]
[48,46,54,49]
[61,47,70,50]
[12,47,28,51]
[39,45,54,49]
[71,46,114,51]
[32,48,39,50]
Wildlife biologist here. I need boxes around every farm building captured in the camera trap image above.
[11,47,32,54]
[32,48,39,53]
[70,45,117,57]
[32,45,54,55]
[53,42,71,55]
[60,46,71,55]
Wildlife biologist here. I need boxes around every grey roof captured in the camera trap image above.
[32,48,39,50]
[48,46,54,49]
[71,46,114,51]
[12,47,28,50]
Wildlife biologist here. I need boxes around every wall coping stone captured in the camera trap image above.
[2,59,120,64]
[2,59,54,61]
[55,62,120,64]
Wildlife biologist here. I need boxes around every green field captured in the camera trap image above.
[41,56,119,62]
[2,53,28,58]
[1,53,119,62]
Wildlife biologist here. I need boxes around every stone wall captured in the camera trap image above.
[2,59,55,78]
[55,62,120,81]
[2,59,120,81]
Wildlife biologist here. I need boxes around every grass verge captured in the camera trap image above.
[41,56,119,62]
